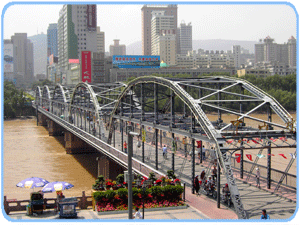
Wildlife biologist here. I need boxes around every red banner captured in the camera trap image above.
[196,141,202,148]
[246,154,252,161]
[81,51,91,83]
[279,154,287,159]
[235,153,241,163]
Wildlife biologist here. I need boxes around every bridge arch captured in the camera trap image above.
[41,85,52,110]
[35,86,42,106]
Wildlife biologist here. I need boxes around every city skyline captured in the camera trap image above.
[2,2,297,52]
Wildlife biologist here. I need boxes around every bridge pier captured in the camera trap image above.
[37,113,48,126]
[96,155,124,180]
[64,131,96,154]
[48,120,64,136]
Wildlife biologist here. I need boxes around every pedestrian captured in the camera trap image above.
[200,169,206,182]
[212,166,217,182]
[194,175,200,196]
[202,145,206,160]
[256,167,260,188]
[123,141,128,153]
[162,145,167,159]
[133,207,143,219]
[261,209,270,219]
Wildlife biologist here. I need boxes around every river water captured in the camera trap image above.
[3,118,102,200]
[3,113,296,200]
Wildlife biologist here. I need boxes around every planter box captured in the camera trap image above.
[97,204,188,215]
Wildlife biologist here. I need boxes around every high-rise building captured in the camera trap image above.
[11,33,34,86]
[97,26,105,53]
[178,22,192,55]
[91,52,105,83]
[141,4,178,55]
[151,12,176,65]
[232,45,241,69]
[47,23,58,57]
[288,36,296,67]
[255,36,295,66]
[109,39,126,56]
[57,4,97,81]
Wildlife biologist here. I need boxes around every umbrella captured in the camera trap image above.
[16,177,49,189]
[42,181,74,193]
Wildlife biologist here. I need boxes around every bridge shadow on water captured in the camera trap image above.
[52,135,103,179]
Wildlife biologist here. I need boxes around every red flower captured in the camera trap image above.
[148,194,153,198]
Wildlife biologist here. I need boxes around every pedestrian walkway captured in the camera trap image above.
[7,206,209,220]
[108,129,296,220]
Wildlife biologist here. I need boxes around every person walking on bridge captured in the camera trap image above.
[256,167,260,188]
[162,145,168,159]
[123,141,128,154]
[194,175,200,196]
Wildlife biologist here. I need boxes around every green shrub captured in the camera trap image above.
[132,187,141,199]
[105,190,116,201]
[116,174,124,184]
[167,170,176,179]
[174,185,184,199]
[93,191,106,202]
[117,188,128,200]
[149,172,156,184]
[150,186,163,198]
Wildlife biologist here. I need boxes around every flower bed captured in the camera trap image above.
[93,185,185,212]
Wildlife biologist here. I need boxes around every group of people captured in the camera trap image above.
[193,169,217,196]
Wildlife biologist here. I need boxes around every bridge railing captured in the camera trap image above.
[36,106,165,180]
[230,156,296,189]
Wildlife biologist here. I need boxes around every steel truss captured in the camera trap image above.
[106,76,296,219]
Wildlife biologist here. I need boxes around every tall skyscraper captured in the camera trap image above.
[97,26,105,53]
[57,4,97,78]
[288,36,296,67]
[151,12,176,65]
[141,4,178,55]
[109,39,126,56]
[47,23,58,57]
[232,45,241,69]
[178,22,192,55]
[11,33,34,86]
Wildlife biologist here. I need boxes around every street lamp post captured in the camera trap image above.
[127,125,139,219]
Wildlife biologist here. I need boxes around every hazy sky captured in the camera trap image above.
[2,1,298,51]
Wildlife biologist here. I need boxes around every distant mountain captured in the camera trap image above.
[28,33,47,76]
[126,39,258,55]
[126,41,142,55]
[192,39,258,53]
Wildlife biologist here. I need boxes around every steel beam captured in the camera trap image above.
[191,138,195,194]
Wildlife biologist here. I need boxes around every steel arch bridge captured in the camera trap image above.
[107,76,296,218]
[34,76,296,219]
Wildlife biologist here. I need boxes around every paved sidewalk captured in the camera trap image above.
[7,206,210,220]
[184,186,238,219]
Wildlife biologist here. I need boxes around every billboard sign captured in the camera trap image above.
[4,43,13,73]
[112,55,160,68]
[69,59,80,64]
[81,51,92,83]
[87,5,97,31]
